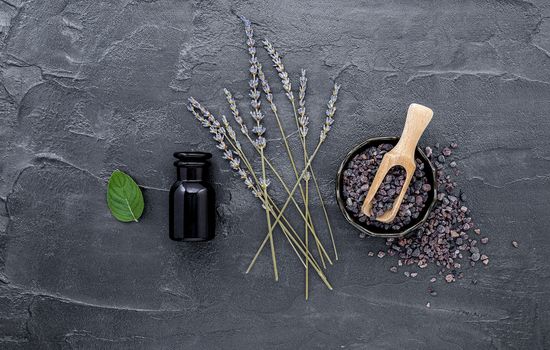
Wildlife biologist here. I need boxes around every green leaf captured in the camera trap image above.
[107,170,144,222]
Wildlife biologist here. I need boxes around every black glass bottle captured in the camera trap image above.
[169,152,215,241]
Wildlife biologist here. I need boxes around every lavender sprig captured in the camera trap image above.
[298,69,308,137]
[220,115,242,151]
[242,17,260,108]
[257,64,278,115]
[241,16,277,280]
[263,39,294,101]
[320,83,340,142]
[297,68,312,294]
[223,88,248,136]
[242,17,266,147]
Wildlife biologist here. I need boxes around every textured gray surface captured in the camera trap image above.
[0,0,549,349]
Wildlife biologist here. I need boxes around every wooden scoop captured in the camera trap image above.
[361,103,433,223]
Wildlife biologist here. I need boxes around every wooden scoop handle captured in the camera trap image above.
[392,103,433,158]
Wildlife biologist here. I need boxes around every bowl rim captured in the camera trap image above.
[335,136,437,238]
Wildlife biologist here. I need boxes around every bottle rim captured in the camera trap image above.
[173,152,212,161]
[174,160,210,168]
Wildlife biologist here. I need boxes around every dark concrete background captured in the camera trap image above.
[0,0,549,349]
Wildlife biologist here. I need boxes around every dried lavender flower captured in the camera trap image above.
[223,88,249,136]
[224,86,265,151]
[234,18,280,281]
[259,177,271,189]
[257,65,278,115]
[220,115,240,149]
[263,39,294,101]
[320,83,340,142]
[240,16,268,153]
[254,136,267,150]
[252,125,266,136]
[298,69,308,137]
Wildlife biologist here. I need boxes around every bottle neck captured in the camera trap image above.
[177,166,206,181]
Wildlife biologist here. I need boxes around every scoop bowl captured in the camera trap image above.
[335,137,437,238]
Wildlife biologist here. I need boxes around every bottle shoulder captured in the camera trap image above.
[170,180,212,193]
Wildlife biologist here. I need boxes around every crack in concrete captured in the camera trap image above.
[140,184,169,192]
[469,173,550,189]
[407,70,550,85]
[12,284,185,313]
[63,329,154,344]
[24,295,35,343]
[33,152,105,183]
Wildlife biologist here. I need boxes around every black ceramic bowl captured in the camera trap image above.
[335,137,437,238]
